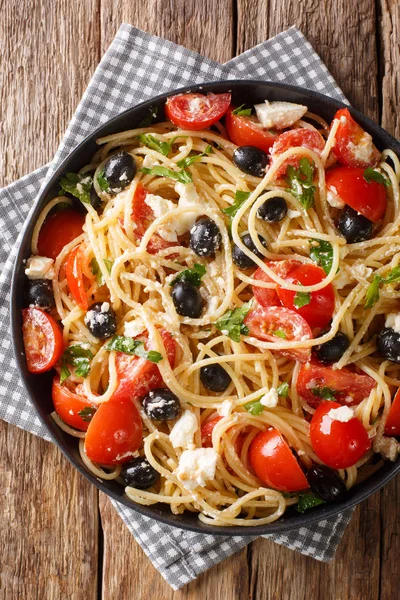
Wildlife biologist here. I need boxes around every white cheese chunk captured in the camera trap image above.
[174,182,204,235]
[347,131,376,163]
[169,410,198,449]
[100,302,110,313]
[351,264,373,282]
[142,154,159,169]
[373,436,400,461]
[260,388,279,408]
[385,313,400,334]
[218,400,233,417]
[124,318,146,338]
[144,193,178,241]
[254,101,308,130]
[326,189,345,209]
[25,256,55,280]
[176,447,218,490]
[327,406,354,422]
[334,268,351,289]
[287,209,302,219]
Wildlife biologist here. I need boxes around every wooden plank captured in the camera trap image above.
[0,421,98,599]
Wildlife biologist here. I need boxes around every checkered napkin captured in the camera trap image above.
[0,24,353,590]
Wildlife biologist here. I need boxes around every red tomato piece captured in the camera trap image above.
[112,329,176,402]
[325,166,387,223]
[201,416,223,448]
[84,397,143,465]
[270,129,325,178]
[244,306,312,362]
[65,245,89,310]
[331,108,381,169]
[296,361,376,407]
[22,307,63,373]
[276,263,335,330]
[225,107,278,153]
[310,401,371,469]
[165,93,231,130]
[52,377,96,432]
[252,260,299,308]
[249,428,309,492]
[385,389,400,436]
[37,209,85,260]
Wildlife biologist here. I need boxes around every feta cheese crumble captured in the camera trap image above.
[254,101,308,130]
[176,447,218,490]
[374,436,400,461]
[327,405,354,422]
[169,410,198,449]
[260,388,279,408]
[124,318,146,338]
[25,256,55,280]
[218,400,233,417]
[326,189,345,209]
[385,313,400,334]
[144,193,178,242]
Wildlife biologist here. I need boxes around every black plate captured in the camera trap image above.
[11,80,400,535]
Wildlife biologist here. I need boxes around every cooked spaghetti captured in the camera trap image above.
[21,93,400,526]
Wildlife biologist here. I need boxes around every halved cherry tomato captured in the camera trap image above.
[296,361,376,407]
[310,401,371,469]
[252,260,299,307]
[201,416,223,448]
[52,377,96,432]
[270,129,325,177]
[65,245,89,310]
[37,209,85,260]
[165,93,231,130]
[112,329,176,402]
[84,397,143,465]
[385,389,400,436]
[276,263,335,330]
[331,108,381,169]
[249,428,309,492]
[325,166,387,222]
[22,307,63,373]
[244,306,312,362]
[128,183,178,255]
[225,107,278,153]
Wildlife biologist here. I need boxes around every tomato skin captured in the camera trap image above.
[84,397,143,465]
[385,389,400,436]
[331,108,381,169]
[244,306,312,362]
[249,428,309,492]
[112,330,176,402]
[22,307,63,373]
[276,263,335,330]
[225,107,278,152]
[252,260,299,308]
[52,377,95,432]
[165,93,231,130]
[296,361,376,407]
[325,166,387,222]
[310,401,371,469]
[65,245,89,310]
[201,416,223,448]
[270,129,325,177]
[37,209,85,260]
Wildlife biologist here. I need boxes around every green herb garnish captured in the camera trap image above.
[277,382,289,397]
[106,336,163,363]
[215,302,252,342]
[78,407,97,423]
[273,329,287,339]
[293,291,311,308]
[285,158,316,210]
[140,165,192,184]
[60,345,93,385]
[363,167,391,187]
[244,399,264,415]
[232,104,252,117]
[309,239,334,275]
[59,172,93,204]
[296,492,325,513]
[177,145,212,168]
[221,190,251,235]
[97,170,110,192]
[90,258,114,286]
[364,266,400,308]
[311,386,337,401]
[137,134,177,157]
[170,264,206,288]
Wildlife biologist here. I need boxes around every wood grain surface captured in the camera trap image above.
[1,1,399,598]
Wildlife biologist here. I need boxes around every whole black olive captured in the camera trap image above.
[190,218,222,257]
[103,151,136,194]
[143,388,181,421]
[26,279,55,311]
[200,363,231,392]
[233,146,269,177]
[314,331,350,364]
[232,233,267,269]
[257,197,288,222]
[121,457,160,489]
[90,184,102,211]
[307,465,347,503]
[377,327,400,363]
[337,206,373,243]
[84,302,117,339]
[171,281,203,318]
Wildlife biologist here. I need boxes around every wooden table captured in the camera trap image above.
[1,1,400,598]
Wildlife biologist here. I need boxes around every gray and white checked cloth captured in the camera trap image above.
[0,24,354,590]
